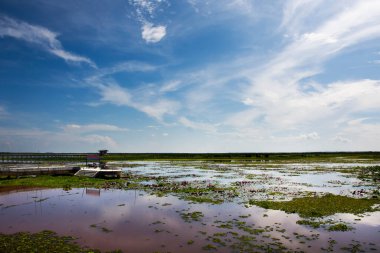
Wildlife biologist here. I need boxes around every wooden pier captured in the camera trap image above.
[0,165,80,177]
[0,151,122,178]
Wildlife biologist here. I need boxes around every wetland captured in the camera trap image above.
[1,155,380,252]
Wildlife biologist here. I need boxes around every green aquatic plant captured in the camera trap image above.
[328,223,352,232]
[202,244,217,251]
[0,230,121,253]
[250,194,380,217]
[0,175,126,189]
[185,196,223,204]
[296,219,324,228]
[101,227,112,233]
[180,211,204,222]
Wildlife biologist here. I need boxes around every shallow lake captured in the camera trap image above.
[1,160,380,252]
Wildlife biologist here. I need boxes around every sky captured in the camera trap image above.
[0,0,380,153]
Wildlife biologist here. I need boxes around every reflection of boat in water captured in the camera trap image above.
[74,150,122,178]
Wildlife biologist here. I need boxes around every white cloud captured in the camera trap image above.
[138,99,179,120]
[128,0,169,43]
[179,117,217,133]
[141,23,166,43]
[335,120,380,150]
[85,61,156,85]
[332,135,351,143]
[242,97,254,105]
[172,1,380,150]
[297,132,320,140]
[63,124,128,133]
[230,1,380,132]
[99,84,132,106]
[0,15,96,67]
[280,0,326,35]
[80,134,118,148]
[0,127,119,151]
[98,61,156,77]
[302,32,337,44]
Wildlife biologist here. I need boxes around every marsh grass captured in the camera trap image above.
[180,211,204,222]
[328,223,352,231]
[0,175,125,189]
[0,230,121,253]
[250,194,380,217]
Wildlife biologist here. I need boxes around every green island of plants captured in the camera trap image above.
[0,230,121,253]
[250,194,380,217]
[0,175,126,190]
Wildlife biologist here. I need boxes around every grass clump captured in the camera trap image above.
[328,223,352,231]
[185,196,223,204]
[0,175,125,190]
[250,194,380,217]
[296,219,324,228]
[0,230,121,253]
[202,244,217,251]
[180,211,204,222]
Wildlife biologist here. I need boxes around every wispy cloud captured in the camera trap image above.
[332,135,351,143]
[229,1,380,133]
[129,0,167,19]
[179,117,217,133]
[80,134,118,148]
[0,127,119,151]
[62,123,129,133]
[98,83,180,121]
[0,15,96,67]
[297,132,320,140]
[85,61,181,121]
[159,80,181,93]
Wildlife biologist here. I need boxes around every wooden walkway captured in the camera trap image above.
[0,165,80,177]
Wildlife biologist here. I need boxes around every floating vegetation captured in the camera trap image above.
[202,244,217,251]
[179,211,204,222]
[328,223,353,232]
[0,230,121,253]
[250,194,380,217]
[89,223,112,233]
[1,157,380,252]
[101,227,113,233]
[296,219,324,228]
[0,175,126,190]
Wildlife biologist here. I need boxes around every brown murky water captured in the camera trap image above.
[1,187,379,252]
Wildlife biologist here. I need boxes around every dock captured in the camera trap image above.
[0,165,80,177]
[0,150,122,178]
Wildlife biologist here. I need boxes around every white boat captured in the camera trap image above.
[74,166,122,178]
[74,150,122,178]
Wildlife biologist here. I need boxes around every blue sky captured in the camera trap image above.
[1,0,380,152]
